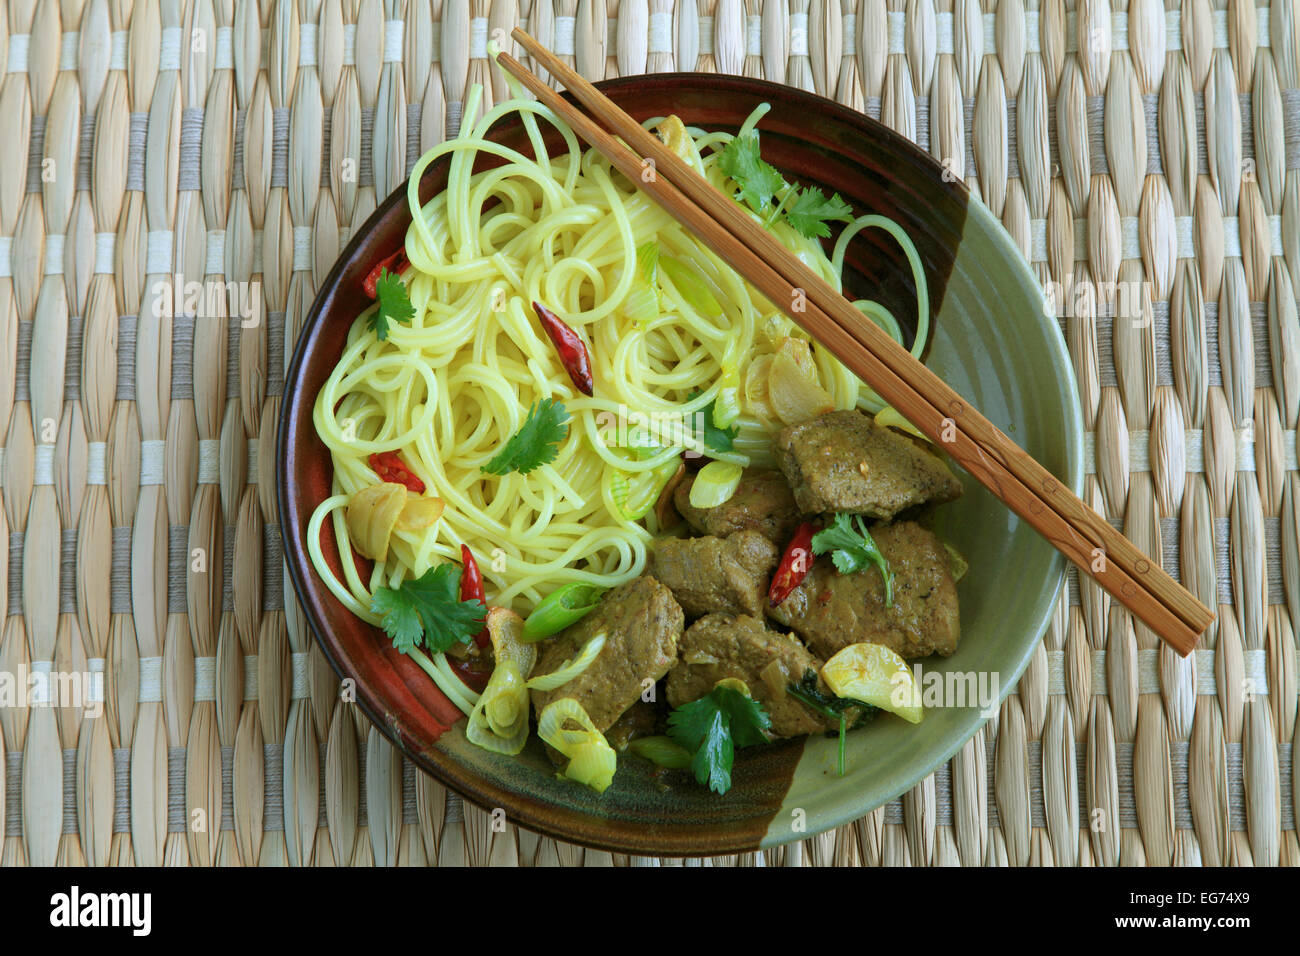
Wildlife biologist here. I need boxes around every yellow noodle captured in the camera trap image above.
[308,84,929,635]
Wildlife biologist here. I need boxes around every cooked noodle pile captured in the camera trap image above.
[309,83,929,626]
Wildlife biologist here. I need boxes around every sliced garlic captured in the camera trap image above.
[395,495,445,532]
[345,482,408,561]
[768,340,834,425]
[655,115,691,159]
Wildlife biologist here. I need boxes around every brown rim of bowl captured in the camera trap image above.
[278,73,981,856]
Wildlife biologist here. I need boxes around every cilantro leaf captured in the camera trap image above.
[784,186,854,239]
[811,513,895,606]
[370,563,486,655]
[370,588,426,653]
[686,391,739,454]
[481,398,570,476]
[667,685,772,795]
[369,268,415,341]
[718,132,786,213]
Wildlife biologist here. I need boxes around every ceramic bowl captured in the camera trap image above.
[278,74,1084,856]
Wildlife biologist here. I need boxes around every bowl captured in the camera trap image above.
[278,74,1084,857]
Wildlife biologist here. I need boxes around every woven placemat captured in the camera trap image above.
[0,0,1296,867]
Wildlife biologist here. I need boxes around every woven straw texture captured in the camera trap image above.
[0,0,1296,868]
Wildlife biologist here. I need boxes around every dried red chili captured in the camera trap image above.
[368,451,426,494]
[533,300,594,396]
[768,521,818,607]
[362,248,410,298]
[459,544,491,648]
[445,654,492,693]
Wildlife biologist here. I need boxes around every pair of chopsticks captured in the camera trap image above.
[496,29,1215,656]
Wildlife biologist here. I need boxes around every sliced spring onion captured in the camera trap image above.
[525,633,607,691]
[522,582,607,641]
[712,364,742,429]
[627,735,693,770]
[944,542,969,582]
[466,661,529,754]
[621,242,661,323]
[465,608,538,755]
[537,698,618,793]
[875,405,929,441]
[688,460,744,509]
[605,458,681,522]
[659,256,722,316]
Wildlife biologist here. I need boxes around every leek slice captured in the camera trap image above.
[605,458,682,521]
[464,608,538,756]
[875,405,929,441]
[537,698,618,793]
[627,735,693,770]
[622,242,661,323]
[712,364,742,429]
[659,256,722,316]
[466,662,529,754]
[525,633,607,691]
[522,582,607,641]
[688,460,743,509]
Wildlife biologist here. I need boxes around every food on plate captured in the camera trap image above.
[306,80,967,796]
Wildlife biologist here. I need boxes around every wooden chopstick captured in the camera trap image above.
[495,36,1213,655]
[507,30,1216,649]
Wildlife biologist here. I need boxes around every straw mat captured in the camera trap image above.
[0,0,1297,866]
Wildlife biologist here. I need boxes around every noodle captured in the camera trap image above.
[308,82,930,641]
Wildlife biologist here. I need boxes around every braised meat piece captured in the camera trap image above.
[673,468,802,545]
[653,530,778,618]
[667,613,836,738]
[529,576,683,732]
[775,410,962,519]
[767,521,960,659]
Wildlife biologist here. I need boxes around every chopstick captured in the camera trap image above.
[495,33,1214,656]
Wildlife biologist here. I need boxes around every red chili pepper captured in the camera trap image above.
[533,301,594,396]
[459,544,491,648]
[362,248,410,298]
[446,655,493,693]
[768,521,818,607]
[368,451,426,494]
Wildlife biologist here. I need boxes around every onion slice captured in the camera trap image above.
[687,460,743,509]
[537,698,618,793]
[525,632,607,691]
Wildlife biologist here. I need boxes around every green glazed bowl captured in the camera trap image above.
[279,74,1084,857]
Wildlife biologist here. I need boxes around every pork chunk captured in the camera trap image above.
[667,613,835,738]
[529,576,683,732]
[775,410,962,519]
[653,530,778,618]
[767,521,960,659]
[673,468,802,545]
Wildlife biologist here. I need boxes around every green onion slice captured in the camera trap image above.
[522,582,607,642]
[688,460,743,509]
[525,633,607,691]
[627,735,693,770]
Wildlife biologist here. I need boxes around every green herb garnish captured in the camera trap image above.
[667,685,772,794]
[481,398,570,476]
[784,186,855,239]
[686,390,740,454]
[811,512,895,606]
[718,132,854,239]
[370,563,487,655]
[787,669,878,776]
[718,132,786,214]
[369,268,415,341]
